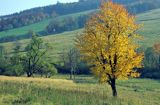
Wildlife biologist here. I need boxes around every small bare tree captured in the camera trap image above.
[67,48,79,80]
[59,48,79,80]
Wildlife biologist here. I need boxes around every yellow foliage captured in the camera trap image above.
[76,1,144,83]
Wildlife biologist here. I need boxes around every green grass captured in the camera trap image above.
[0,75,159,105]
[0,9,95,38]
[0,29,82,62]
[137,8,160,48]
[0,18,52,38]
[1,8,160,63]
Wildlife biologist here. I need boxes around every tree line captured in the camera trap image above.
[141,43,160,79]
[0,33,57,77]
[1,0,160,32]
[0,0,100,32]
[0,12,52,32]
[0,32,89,78]
[0,34,159,79]
[0,14,92,43]
[46,14,91,34]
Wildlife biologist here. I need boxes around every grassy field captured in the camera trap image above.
[0,9,160,62]
[1,6,160,63]
[0,9,160,50]
[137,8,160,48]
[0,8,159,47]
[0,9,95,38]
[0,75,160,105]
[0,29,82,62]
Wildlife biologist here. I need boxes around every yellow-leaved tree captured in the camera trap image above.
[76,1,144,97]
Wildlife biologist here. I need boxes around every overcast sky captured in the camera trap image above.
[0,0,78,16]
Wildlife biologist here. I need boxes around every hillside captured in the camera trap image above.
[1,0,160,36]
[0,75,160,105]
[0,0,100,32]
[137,8,160,47]
[1,7,160,44]
[1,29,82,62]
[1,8,160,61]
[0,9,95,42]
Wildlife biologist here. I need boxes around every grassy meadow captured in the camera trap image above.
[137,8,160,48]
[0,9,95,38]
[0,75,160,105]
[0,29,82,63]
[0,8,160,63]
[0,8,160,46]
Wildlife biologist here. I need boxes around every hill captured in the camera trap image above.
[1,8,160,62]
[1,0,160,35]
[0,29,82,62]
[0,10,95,38]
[0,0,100,32]
[137,8,160,48]
[0,9,95,40]
[0,75,159,105]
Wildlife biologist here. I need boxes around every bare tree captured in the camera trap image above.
[59,48,80,80]
[67,48,79,80]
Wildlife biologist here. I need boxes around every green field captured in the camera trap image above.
[0,29,82,62]
[0,9,95,38]
[137,8,160,47]
[0,8,160,46]
[0,19,52,38]
[0,75,159,105]
[0,9,160,50]
[1,9,160,63]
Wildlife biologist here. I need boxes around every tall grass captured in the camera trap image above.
[0,75,159,105]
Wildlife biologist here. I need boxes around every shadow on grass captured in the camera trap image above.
[72,75,98,84]
[155,79,160,83]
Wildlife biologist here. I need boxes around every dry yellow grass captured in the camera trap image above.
[0,76,77,90]
[0,75,160,105]
[0,75,110,94]
[0,76,73,83]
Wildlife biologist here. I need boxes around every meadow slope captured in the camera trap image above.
[0,29,82,62]
[0,75,160,105]
[137,8,160,48]
[0,8,160,63]
[0,10,95,38]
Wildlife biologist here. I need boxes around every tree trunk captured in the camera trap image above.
[27,60,32,77]
[70,72,73,80]
[110,79,117,97]
[73,71,76,80]
[27,72,32,77]
[70,68,74,80]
